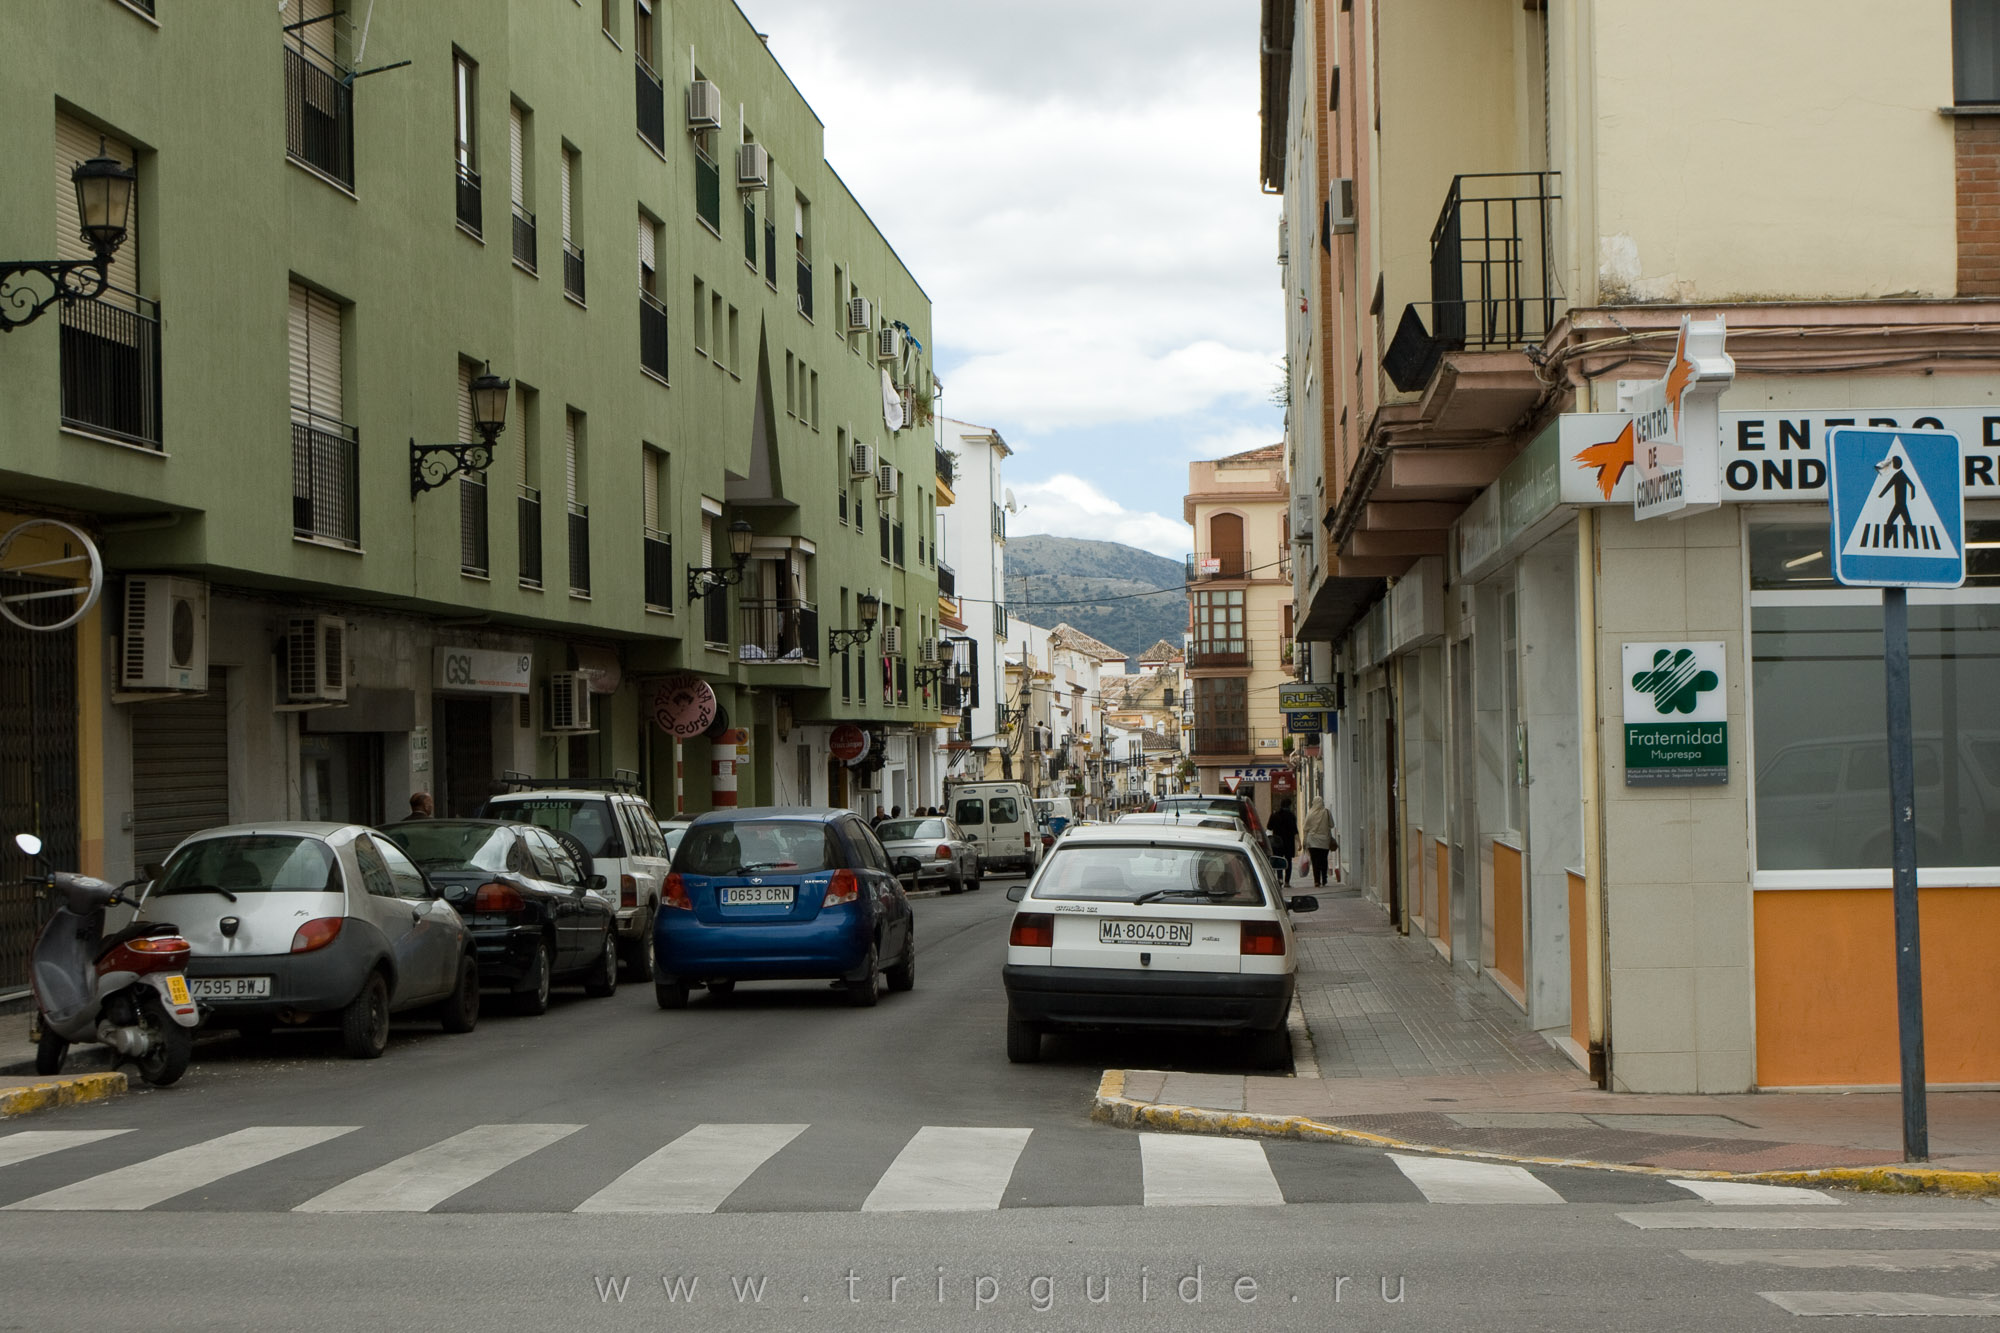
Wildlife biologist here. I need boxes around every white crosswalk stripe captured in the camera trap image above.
[1139,1133,1284,1207]
[296,1124,582,1213]
[1760,1290,2000,1316]
[1389,1153,1564,1205]
[1623,1211,2000,1231]
[0,1130,131,1169]
[1670,1179,1840,1206]
[4,1126,355,1212]
[576,1123,808,1214]
[1683,1249,2000,1271]
[862,1127,1032,1212]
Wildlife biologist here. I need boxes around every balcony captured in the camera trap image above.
[635,60,665,154]
[563,240,586,304]
[1185,549,1248,582]
[702,585,729,645]
[459,477,489,577]
[517,486,543,589]
[511,204,537,273]
[737,598,818,665]
[1187,640,1250,670]
[291,411,359,547]
[879,519,891,563]
[1383,171,1561,394]
[567,504,590,596]
[60,289,160,450]
[285,48,354,190]
[695,149,721,233]
[796,256,813,320]
[643,529,673,610]
[764,220,777,288]
[455,163,482,236]
[743,200,757,267]
[892,522,905,569]
[639,288,669,382]
[937,560,956,597]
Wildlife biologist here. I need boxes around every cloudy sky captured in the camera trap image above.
[736,0,1283,558]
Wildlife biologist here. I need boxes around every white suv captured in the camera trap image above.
[480,783,672,980]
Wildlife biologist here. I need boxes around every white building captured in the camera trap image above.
[935,418,1014,792]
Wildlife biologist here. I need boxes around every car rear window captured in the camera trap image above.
[377,821,513,873]
[1033,843,1266,905]
[488,797,626,859]
[953,798,984,826]
[677,821,837,876]
[988,797,1021,823]
[154,835,342,896]
[878,819,945,841]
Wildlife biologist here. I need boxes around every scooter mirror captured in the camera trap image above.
[13,833,42,857]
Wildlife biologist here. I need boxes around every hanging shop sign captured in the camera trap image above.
[1621,641,1728,786]
[1621,314,1734,521]
[829,723,868,763]
[647,674,718,739]
[1278,684,1341,714]
[1284,710,1331,735]
[433,647,532,695]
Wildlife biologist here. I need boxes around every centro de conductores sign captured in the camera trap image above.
[1621,642,1727,787]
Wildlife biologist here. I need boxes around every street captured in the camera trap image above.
[5,884,2000,1331]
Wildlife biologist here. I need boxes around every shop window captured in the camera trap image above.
[1955,0,2000,104]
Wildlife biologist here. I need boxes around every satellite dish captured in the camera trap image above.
[1003,488,1017,512]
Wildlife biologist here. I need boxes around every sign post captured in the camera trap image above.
[1621,314,1734,522]
[1827,426,1966,1163]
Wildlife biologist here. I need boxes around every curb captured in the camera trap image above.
[0,1071,128,1118]
[0,1046,114,1079]
[1089,1071,2000,1198]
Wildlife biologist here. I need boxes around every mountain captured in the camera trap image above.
[1003,536,1186,662]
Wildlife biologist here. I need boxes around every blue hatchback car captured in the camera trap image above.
[654,808,915,1009]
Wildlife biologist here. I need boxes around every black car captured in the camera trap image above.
[377,819,618,1015]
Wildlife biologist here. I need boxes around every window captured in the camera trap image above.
[784,352,795,416]
[837,428,849,524]
[639,213,668,381]
[509,101,535,272]
[713,292,725,369]
[55,115,159,449]
[289,280,356,545]
[283,0,353,188]
[457,359,489,577]
[565,408,590,595]
[743,165,759,267]
[633,0,657,71]
[643,446,672,611]
[1194,677,1249,753]
[727,306,739,374]
[693,277,708,354]
[516,382,542,589]
[600,0,619,43]
[453,50,480,235]
[809,371,819,430]
[560,144,584,302]
[1192,589,1246,656]
[1955,0,2000,104]
[794,192,812,319]
[693,72,721,232]
[1207,512,1246,576]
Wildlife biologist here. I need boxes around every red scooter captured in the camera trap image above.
[17,832,200,1086]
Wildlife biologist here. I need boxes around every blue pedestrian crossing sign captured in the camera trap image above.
[1828,428,1965,589]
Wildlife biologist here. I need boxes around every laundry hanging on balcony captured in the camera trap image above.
[881,368,904,432]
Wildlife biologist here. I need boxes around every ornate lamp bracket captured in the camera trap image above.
[410,439,495,497]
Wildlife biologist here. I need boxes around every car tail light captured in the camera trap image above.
[1009,913,1054,948]
[1023,831,1031,849]
[823,869,860,906]
[664,873,693,911]
[1240,921,1287,956]
[474,882,525,913]
[290,917,344,954]
[620,874,638,908]
[126,935,191,955]
[935,845,953,860]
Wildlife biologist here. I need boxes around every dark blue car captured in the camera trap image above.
[654,808,915,1009]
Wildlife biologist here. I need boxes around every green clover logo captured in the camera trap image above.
[1631,649,1718,716]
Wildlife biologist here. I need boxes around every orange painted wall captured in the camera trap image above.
[1568,871,1588,1051]
[1754,887,2000,1087]
[1492,841,1524,990]
[1436,841,1450,951]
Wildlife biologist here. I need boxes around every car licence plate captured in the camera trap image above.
[165,975,191,1006]
[722,885,795,905]
[189,976,272,998]
[1098,920,1193,946]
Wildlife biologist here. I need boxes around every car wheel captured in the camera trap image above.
[514,941,553,1016]
[622,910,656,982]
[440,953,480,1033]
[885,927,916,993]
[34,1025,68,1077]
[946,868,963,894]
[1005,1010,1042,1064]
[1248,1026,1293,1070]
[340,972,391,1060]
[844,943,880,1008]
[655,978,690,1010]
[583,929,619,998]
[132,992,193,1087]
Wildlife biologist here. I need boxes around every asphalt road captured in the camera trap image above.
[3,877,1998,1331]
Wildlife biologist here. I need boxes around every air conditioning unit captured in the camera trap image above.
[120,576,209,692]
[850,440,877,478]
[875,463,900,498]
[846,296,872,332]
[736,143,769,189]
[875,327,903,363]
[545,671,594,732]
[1277,218,1289,266]
[1292,494,1317,542]
[917,636,940,665]
[687,80,722,130]
[283,614,348,704]
[879,625,903,657]
[1181,709,1194,726]
[1328,177,1357,235]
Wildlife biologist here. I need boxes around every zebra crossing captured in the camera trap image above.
[0,1123,1857,1216]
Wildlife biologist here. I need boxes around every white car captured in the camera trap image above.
[1000,824,1317,1067]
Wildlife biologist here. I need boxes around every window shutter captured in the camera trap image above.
[642,452,659,531]
[305,288,342,422]
[701,514,714,568]
[56,115,136,295]
[288,282,311,415]
[560,149,573,241]
[457,359,476,445]
[515,387,529,487]
[509,104,525,208]
[564,411,579,507]
[287,0,338,73]
[637,214,655,275]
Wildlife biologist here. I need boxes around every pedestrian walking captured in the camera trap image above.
[1302,798,1336,887]
[871,806,887,828]
[408,791,434,819]
[1267,797,1298,887]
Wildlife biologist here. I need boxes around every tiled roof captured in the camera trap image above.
[1219,443,1284,464]
[1047,623,1127,661]
[1138,639,1184,663]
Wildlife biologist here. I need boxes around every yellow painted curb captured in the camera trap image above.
[0,1072,128,1118]
[1089,1072,2000,1198]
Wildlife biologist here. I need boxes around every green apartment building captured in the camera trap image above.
[0,0,945,979]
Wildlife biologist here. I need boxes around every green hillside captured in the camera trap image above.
[1004,536,1186,661]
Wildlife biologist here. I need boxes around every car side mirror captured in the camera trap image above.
[1287,895,1319,913]
[891,855,921,876]
[1269,855,1287,872]
[1005,885,1026,902]
[586,874,608,893]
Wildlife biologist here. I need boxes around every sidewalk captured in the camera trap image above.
[1101,888,2000,1184]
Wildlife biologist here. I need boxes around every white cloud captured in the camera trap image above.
[1008,475,1188,558]
[1185,423,1283,461]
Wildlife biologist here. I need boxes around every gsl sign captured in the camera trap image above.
[433,647,532,695]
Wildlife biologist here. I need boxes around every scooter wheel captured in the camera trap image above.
[133,993,192,1087]
[35,1028,68,1077]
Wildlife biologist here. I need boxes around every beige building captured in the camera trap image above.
[1185,445,1297,820]
[1266,0,2000,1093]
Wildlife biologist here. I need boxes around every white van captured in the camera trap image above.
[950,782,1042,876]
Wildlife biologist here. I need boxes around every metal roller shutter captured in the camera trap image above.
[130,674,230,876]
[56,114,137,303]
[509,104,525,209]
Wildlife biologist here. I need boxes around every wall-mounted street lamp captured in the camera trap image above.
[826,591,881,651]
[915,657,972,693]
[686,520,755,601]
[411,364,511,496]
[1,144,137,333]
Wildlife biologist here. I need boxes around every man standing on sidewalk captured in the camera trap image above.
[1302,798,1335,887]
[1268,797,1298,887]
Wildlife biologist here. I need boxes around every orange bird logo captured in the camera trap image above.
[1663,319,1699,433]
[1574,419,1636,500]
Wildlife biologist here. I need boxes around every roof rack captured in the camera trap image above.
[495,768,643,794]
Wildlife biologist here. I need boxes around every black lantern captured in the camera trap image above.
[829,590,881,651]
[73,148,137,256]
[411,361,513,496]
[0,142,138,332]
[688,520,756,601]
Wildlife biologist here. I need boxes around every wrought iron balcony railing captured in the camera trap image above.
[796,256,812,320]
[511,204,537,273]
[563,240,586,303]
[1185,549,1248,582]
[1187,641,1250,669]
[291,411,359,546]
[764,220,778,289]
[285,47,353,189]
[639,288,669,381]
[517,486,543,589]
[737,598,818,665]
[455,163,482,236]
[60,288,160,450]
[636,60,665,153]
[643,529,673,610]
[567,504,591,595]
[935,445,955,485]
[695,150,721,233]
[459,477,489,577]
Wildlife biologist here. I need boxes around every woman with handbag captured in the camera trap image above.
[1302,799,1336,887]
